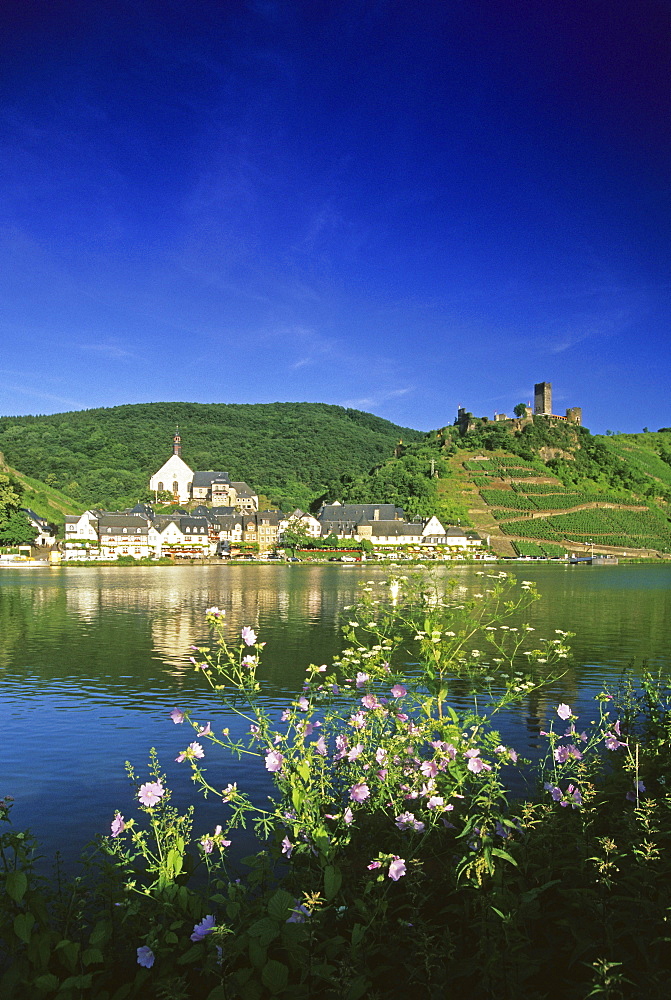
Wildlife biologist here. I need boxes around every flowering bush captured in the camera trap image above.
[2,574,671,999]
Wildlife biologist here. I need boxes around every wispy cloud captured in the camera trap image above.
[341,385,415,409]
[77,342,135,359]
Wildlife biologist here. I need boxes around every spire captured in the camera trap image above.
[173,426,181,457]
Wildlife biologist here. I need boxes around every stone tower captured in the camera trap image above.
[534,382,552,416]
[173,426,182,457]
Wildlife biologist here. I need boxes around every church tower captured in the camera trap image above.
[149,428,194,502]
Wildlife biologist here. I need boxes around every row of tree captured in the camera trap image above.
[0,474,38,545]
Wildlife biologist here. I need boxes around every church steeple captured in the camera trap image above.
[173,426,181,457]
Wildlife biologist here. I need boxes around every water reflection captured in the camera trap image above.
[0,563,669,869]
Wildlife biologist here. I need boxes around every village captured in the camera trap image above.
[60,429,489,562]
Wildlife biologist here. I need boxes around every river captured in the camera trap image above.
[2,562,669,869]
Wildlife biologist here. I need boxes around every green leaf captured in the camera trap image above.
[89,920,111,947]
[324,864,342,901]
[167,848,183,876]
[248,916,280,949]
[33,973,60,992]
[177,944,203,965]
[291,786,304,811]
[5,870,28,903]
[206,987,228,1000]
[81,946,104,966]
[296,761,311,783]
[267,889,293,922]
[261,959,289,994]
[351,922,365,948]
[446,706,459,723]
[13,911,34,944]
[346,976,370,1000]
[491,847,518,866]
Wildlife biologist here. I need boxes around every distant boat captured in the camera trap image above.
[570,555,618,566]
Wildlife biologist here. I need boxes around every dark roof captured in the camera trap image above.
[230,482,255,497]
[98,514,150,529]
[370,521,423,537]
[192,470,230,488]
[318,503,404,524]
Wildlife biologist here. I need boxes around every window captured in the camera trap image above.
[158,482,163,492]
[173,481,179,493]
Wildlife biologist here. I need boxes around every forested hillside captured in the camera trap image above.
[336,416,671,555]
[0,402,423,512]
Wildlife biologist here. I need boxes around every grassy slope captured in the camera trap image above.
[0,453,84,522]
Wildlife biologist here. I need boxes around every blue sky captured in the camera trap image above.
[1,0,669,434]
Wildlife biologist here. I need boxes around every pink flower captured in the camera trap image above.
[176,742,205,763]
[297,696,309,711]
[347,744,364,761]
[375,747,387,764]
[420,760,438,779]
[467,756,491,773]
[367,860,382,870]
[605,733,626,750]
[137,945,155,968]
[355,672,369,688]
[391,684,407,698]
[242,656,256,669]
[281,836,293,857]
[170,708,185,724]
[557,703,572,721]
[313,736,328,755]
[426,795,444,810]
[361,694,378,709]
[265,750,284,772]
[197,722,212,736]
[201,836,214,854]
[138,782,164,807]
[395,811,425,832]
[348,712,366,729]
[388,856,406,881]
[349,782,370,803]
[190,914,215,942]
[343,806,354,824]
[110,813,125,837]
[241,626,257,646]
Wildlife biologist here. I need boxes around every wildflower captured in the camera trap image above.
[170,708,185,724]
[191,915,216,942]
[395,811,425,832]
[355,672,369,688]
[391,684,407,698]
[426,795,444,810]
[605,733,626,750]
[110,813,125,837]
[350,783,370,803]
[242,655,256,669]
[343,806,354,824]
[241,626,257,646]
[367,860,382,870]
[557,704,571,721]
[297,696,309,711]
[281,836,293,857]
[176,741,205,763]
[626,780,646,802]
[388,856,406,881]
[313,735,328,755]
[287,903,310,923]
[138,782,164,807]
[222,782,237,802]
[265,750,284,772]
[197,722,212,736]
[420,760,438,779]
[349,712,366,729]
[205,606,224,617]
[201,836,214,854]
[554,744,582,763]
[137,945,155,968]
[361,693,378,709]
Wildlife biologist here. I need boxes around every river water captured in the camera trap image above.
[1,562,669,869]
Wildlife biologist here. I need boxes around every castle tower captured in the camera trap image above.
[534,382,552,416]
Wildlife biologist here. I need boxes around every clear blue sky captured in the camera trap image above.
[1,0,669,434]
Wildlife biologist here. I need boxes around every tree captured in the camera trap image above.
[513,403,528,418]
[0,510,37,545]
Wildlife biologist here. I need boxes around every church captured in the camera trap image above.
[149,430,258,509]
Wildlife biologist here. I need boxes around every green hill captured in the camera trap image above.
[336,417,671,557]
[0,453,84,523]
[0,402,423,514]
